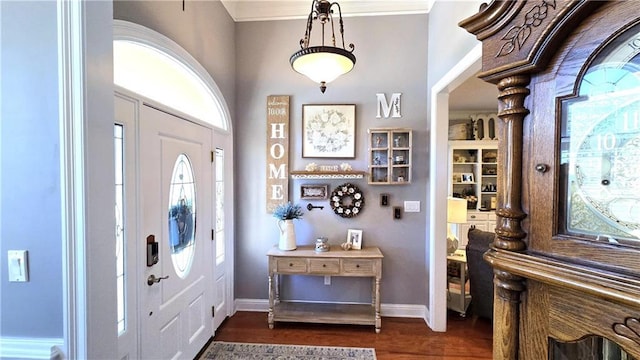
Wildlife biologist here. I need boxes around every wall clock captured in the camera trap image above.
[562,22,640,244]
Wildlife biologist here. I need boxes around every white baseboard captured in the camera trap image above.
[233,298,267,312]
[0,337,64,359]
[381,303,428,320]
[234,298,428,323]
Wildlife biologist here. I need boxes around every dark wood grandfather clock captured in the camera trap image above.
[460,1,640,359]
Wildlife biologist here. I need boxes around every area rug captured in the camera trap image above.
[200,341,377,359]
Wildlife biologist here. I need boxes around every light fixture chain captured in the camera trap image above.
[329,10,337,46]
[334,2,346,48]
[303,11,314,49]
[322,19,326,47]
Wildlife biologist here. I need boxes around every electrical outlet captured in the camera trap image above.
[324,275,331,285]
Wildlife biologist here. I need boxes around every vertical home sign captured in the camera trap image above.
[266,95,290,213]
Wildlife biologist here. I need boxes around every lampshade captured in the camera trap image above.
[290,0,356,93]
[447,197,468,224]
[447,197,468,255]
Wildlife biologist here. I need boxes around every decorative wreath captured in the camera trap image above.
[330,183,365,218]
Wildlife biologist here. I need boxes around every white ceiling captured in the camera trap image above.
[450,75,498,112]
[221,0,435,22]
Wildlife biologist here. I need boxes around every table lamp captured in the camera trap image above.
[447,197,468,255]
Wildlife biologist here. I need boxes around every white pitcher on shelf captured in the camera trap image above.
[272,202,303,251]
[277,219,297,251]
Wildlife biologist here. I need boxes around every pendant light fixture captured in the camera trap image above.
[290,0,356,93]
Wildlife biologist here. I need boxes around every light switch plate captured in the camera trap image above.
[8,250,29,282]
[404,201,420,212]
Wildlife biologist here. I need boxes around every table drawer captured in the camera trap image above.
[309,259,340,274]
[467,211,496,221]
[276,258,307,273]
[342,259,376,275]
[468,212,489,221]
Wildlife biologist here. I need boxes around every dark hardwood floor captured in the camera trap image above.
[204,310,492,359]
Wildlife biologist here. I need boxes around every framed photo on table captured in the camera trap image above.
[347,229,363,250]
[302,104,356,158]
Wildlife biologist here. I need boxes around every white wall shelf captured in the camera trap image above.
[290,171,366,180]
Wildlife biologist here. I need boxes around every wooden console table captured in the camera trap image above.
[267,246,383,333]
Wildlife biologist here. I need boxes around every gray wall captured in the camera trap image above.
[235,14,430,304]
[0,0,485,354]
[427,1,482,84]
[1,1,116,356]
[113,0,481,309]
[1,0,63,338]
[0,0,234,352]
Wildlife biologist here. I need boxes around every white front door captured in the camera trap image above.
[140,104,214,360]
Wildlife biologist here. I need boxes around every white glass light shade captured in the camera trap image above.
[290,46,356,85]
[447,197,468,224]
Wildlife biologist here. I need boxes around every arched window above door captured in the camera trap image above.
[113,20,230,131]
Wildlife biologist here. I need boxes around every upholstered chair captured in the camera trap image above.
[466,227,495,323]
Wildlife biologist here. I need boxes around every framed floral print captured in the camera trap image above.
[302,104,356,158]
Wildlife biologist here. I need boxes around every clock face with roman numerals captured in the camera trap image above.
[562,23,640,244]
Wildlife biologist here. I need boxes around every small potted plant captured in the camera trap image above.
[273,202,303,250]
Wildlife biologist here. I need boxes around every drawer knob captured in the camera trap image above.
[470,215,476,219]
[356,264,360,268]
[289,263,293,267]
[322,264,326,267]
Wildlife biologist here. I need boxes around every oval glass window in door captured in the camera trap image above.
[168,154,197,278]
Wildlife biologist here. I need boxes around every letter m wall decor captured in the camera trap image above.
[376,93,401,118]
[266,95,290,212]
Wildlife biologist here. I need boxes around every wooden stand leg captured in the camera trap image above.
[268,273,274,329]
[374,277,381,333]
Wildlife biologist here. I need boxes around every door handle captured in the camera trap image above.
[147,274,169,286]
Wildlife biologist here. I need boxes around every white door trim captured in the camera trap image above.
[59,0,118,357]
[58,1,88,357]
[428,43,482,332]
[214,132,236,324]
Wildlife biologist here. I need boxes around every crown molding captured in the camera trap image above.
[221,1,434,22]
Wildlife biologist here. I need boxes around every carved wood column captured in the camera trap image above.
[495,75,529,251]
[490,74,530,360]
